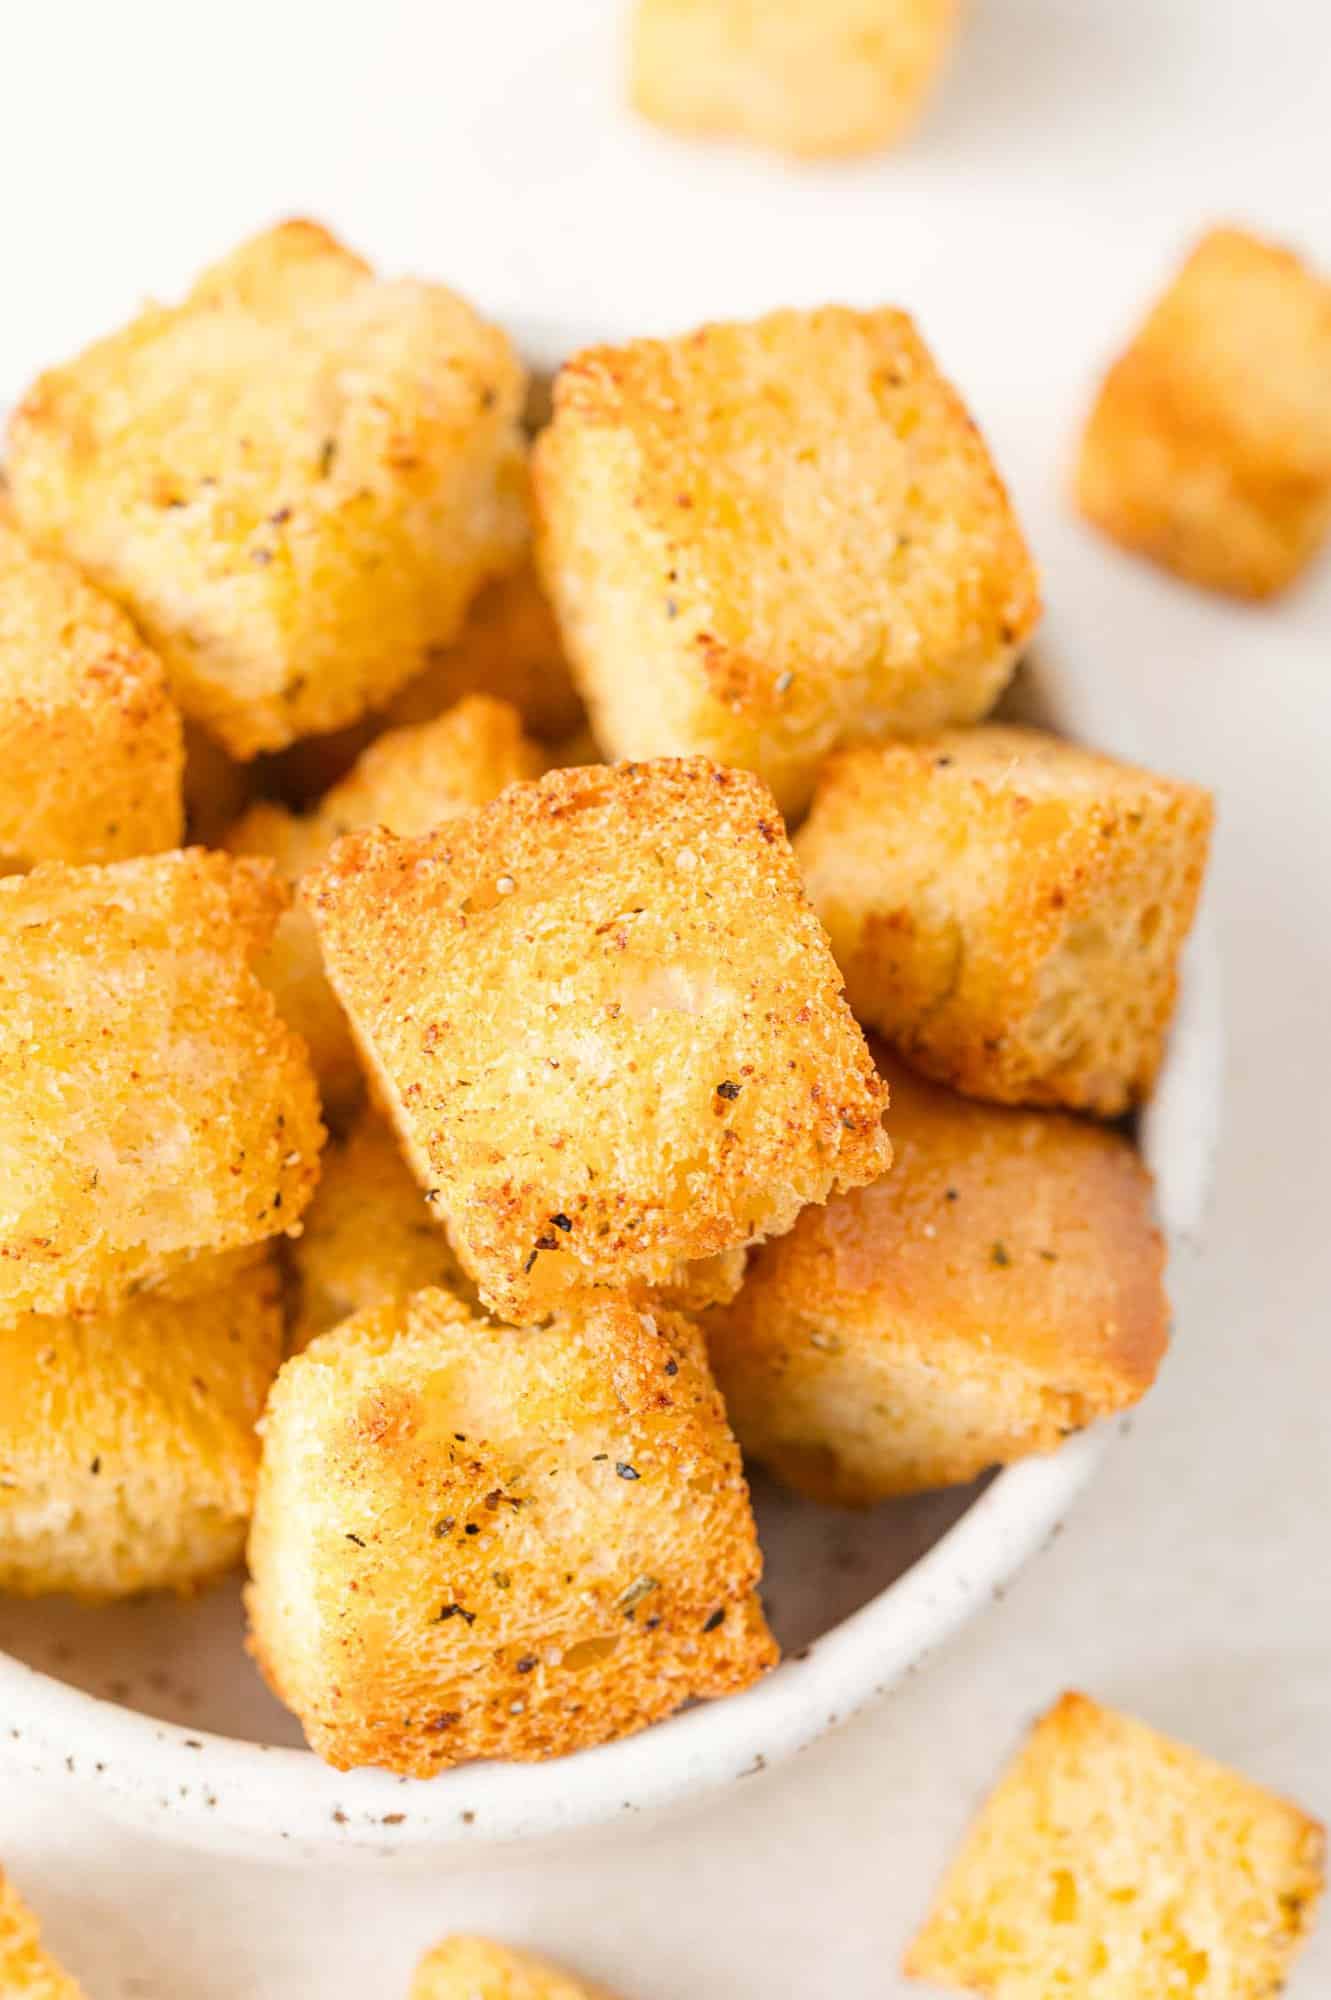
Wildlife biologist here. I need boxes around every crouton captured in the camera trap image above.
[630,0,960,159]
[0,515,182,867]
[246,1286,776,1773]
[905,1692,1326,1997]
[533,308,1038,816]
[1076,227,1331,599]
[0,1248,281,1600]
[289,1111,476,1352]
[307,757,890,1320]
[0,1869,85,1998]
[227,695,542,1116]
[182,722,252,845]
[6,219,528,757]
[705,1054,1167,1504]
[797,726,1213,1115]
[0,849,322,1317]
[411,1938,618,2000]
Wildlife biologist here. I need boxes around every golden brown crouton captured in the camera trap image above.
[227,695,543,1117]
[411,1938,618,2000]
[0,1869,85,1999]
[630,0,960,159]
[797,726,1213,1116]
[0,1249,281,1600]
[533,308,1039,816]
[6,219,528,757]
[705,1055,1168,1504]
[246,1286,776,1774]
[289,1111,476,1352]
[1076,227,1331,599]
[182,722,253,845]
[0,849,322,1317]
[905,1692,1325,1997]
[0,515,182,867]
[307,757,890,1321]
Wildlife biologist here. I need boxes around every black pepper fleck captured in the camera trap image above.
[716,1080,742,1101]
[615,1462,640,1481]
[702,1608,726,1632]
[550,1212,573,1232]
[991,1241,1012,1267]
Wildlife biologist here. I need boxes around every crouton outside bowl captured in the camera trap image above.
[0,332,1221,1859]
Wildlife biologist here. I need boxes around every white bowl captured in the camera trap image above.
[0,333,1222,1860]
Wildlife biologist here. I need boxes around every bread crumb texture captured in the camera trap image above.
[0,848,323,1317]
[246,1286,776,1773]
[0,1248,281,1599]
[705,1053,1168,1503]
[0,1869,85,1999]
[5,218,529,755]
[307,756,889,1320]
[797,725,1213,1115]
[905,1691,1326,1998]
[630,0,960,159]
[0,514,182,866]
[1076,226,1331,599]
[533,307,1039,816]
[411,1936,619,2000]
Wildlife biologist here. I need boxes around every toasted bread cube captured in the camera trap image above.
[0,849,322,1317]
[247,1286,776,1773]
[631,0,959,159]
[290,1111,476,1352]
[228,696,542,1116]
[412,1939,618,2000]
[182,722,253,845]
[533,309,1039,817]
[906,1692,1326,1997]
[705,1055,1168,1504]
[0,1249,281,1600]
[1076,228,1331,599]
[6,220,528,757]
[307,757,890,1320]
[0,515,182,867]
[0,1870,85,1998]
[797,726,1213,1115]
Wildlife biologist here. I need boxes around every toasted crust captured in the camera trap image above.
[905,1692,1326,1997]
[0,1871,85,1999]
[306,757,889,1320]
[705,1054,1168,1503]
[797,725,1213,1116]
[631,0,960,158]
[246,1286,776,1774]
[411,1938,618,2000]
[226,696,543,1118]
[288,1111,476,1352]
[0,516,182,866]
[1076,226,1331,599]
[533,308,1039,816]
[0,1248,281,1599]
[6,220,528,756]
[0,849,323,1316]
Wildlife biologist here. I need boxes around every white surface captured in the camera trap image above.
[1,0,1328,1988]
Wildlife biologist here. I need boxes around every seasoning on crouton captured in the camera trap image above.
[307,757,890,1321]
[1075,226,1331,599]
[630,0,960,159]
[227,695,542,1117]
[0,849,322,1318]
[0,1868,85,1998]
[289,1111,476,1352]
[705,1054,1168,1504]
[0,1248,281,1600]
[797,726,1213,1116]
[411,1938,619,2000]
[6,219,529,757]
[533,308,1039,816]
[905,1692,1326,1997]
[0,514,182,867]
[247,1286,776,1774]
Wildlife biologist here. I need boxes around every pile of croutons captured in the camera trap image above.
[7,210,1288,1783]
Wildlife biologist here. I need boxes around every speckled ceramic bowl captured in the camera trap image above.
[0,334,1222,1860]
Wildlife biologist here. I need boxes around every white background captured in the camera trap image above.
[2,0,1329,1992]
